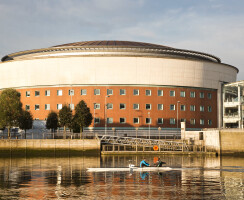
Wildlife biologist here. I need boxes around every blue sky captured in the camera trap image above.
[0,0,243,80]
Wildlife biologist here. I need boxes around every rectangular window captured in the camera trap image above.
[208,120,212,125]
[170,118,175,124]
[181,118,186,122]
[208,93,212,99]
[107,118,113,124]
[200,119,204,125]
[190,92,195,98]
[133,103,139,110]
[190,105,195,111]
[170,91,175,97]
[57,90,62,96]
[146,118,151,124]
[190,119,195,125]
[81,89,87,95]
[107,89,113,95]
[26,91,30,97]
[57,104,62,110]
[45,90,50,96]
[146,104,151,110]
[94,103,100,109]
[157,118,163,124]
[158,104,163,110]
[146,89,151,96]
[120,103,126,109]
[180,105,186,111]
[200,105,204,112]
[120,89,126,95]
[94,89,100,95]
[180,91,185,97]
[107,103,113,109]
[69,89,74,96]
[133,89,139,95]
[208,106,212,112]
[35,104,40,110]
[69,104,74,110]
[200,92,204,98]
[170,104,175,110]
[158,90,163,96]
[45,104,50,110]
[120,118,126,123]
[133,118,139,124]
[35,91,40,96]
[95,118,100,124]
[25,105,30,111]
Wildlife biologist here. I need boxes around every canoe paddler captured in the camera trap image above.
[140,158,150,167]
[154,158,165,167]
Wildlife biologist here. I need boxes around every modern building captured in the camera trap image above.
[223,81,244,128]
[0,40,239,130]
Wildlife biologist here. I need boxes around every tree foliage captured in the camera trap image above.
[0,88,23,138]
[46,111,58,132]
[0,125,5,131]
[71,116,80,133]
[18,110,33,138]
[73,100,93,133]
[59,104,72,138]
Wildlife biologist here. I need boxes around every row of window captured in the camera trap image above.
[96,103,212,112]
[26,103,212,112]
[93,117,212,126]
[25,89,212,99]
[26,104,74,111]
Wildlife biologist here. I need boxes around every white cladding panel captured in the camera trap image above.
[0,56,237,89]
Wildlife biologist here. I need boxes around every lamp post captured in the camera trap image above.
[70,84,73,111]
[148,112,150,139]
[136,127,138,138]
[158,127,161,140]
[105,95,110,135]
[93,103,96,133]
[177,101,180,131]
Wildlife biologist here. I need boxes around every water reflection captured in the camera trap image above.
[0,155,243,199]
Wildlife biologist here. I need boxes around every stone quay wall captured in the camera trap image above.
[0,139,100,156]
[219,129,244,155]
[181,121,244,155]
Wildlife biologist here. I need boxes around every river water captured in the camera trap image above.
[0,155,243,200]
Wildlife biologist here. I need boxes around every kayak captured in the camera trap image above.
[87,166,172,172]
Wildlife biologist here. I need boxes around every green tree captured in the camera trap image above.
[46,111,58,133]
[73,100,93,136]
[59,104,72,139]
[18,110,33,139]
[0,88,23,139]
[71,116,80,133]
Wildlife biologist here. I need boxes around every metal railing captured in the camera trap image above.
[100,135,183,147]
[0,129,181,140]
[100,135,191,152]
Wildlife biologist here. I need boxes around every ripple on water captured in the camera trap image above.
[0,155,243,199]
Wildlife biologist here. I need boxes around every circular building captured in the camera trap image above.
[0,40,239,131]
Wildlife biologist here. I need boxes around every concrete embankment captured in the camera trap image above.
[220,130,244,155]
[181,121,244,156]
[0,139,100,157]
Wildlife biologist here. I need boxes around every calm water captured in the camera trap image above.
[0,155,243,200]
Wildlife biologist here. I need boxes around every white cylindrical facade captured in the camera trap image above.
[0,56,237,89]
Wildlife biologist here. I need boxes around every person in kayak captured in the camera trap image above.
[154,158,166,167]
[140,159,150,167]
